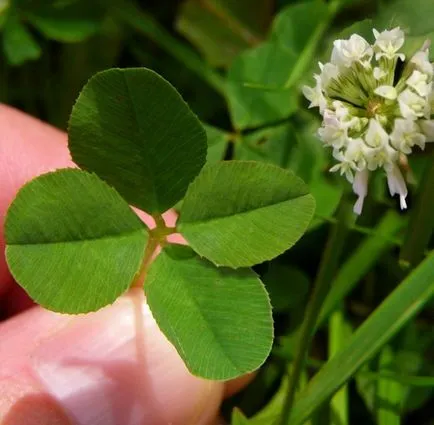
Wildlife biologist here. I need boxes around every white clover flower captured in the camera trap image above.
[390,119,426,153]
[352,169,369,214]
[373,27,405,60]
[330,150,357,183]
[331,34,373,68]
[319,62,339,87]
[398,89,426,119]
[302,27,434,214]
[406,70,432,97]
[410,48,433,76]
[365,119,389,148]
[386,164,408,210]
[420,119,434,141]
[302,75,327,112]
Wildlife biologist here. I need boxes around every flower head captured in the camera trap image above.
[302,27,434,214]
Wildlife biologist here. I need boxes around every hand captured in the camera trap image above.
[0,105,248,425]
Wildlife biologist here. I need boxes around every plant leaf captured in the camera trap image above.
[175,0,271,68]
[145,244,273,380]
[226,41,298,130]
[376,0,434,37]
[2,9,41,65]
[262,262,310,312]
[178,161,315,268]
[16,0,105,42]
[204,124,230,163]
[68,68,207,214]
[5,169,148,313]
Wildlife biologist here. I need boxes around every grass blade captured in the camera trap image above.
[283,251,434,425]
[318,211,405,327]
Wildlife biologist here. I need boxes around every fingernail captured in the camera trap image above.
[32,290,223,425]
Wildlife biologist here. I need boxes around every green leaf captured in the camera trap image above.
[279,251,434,425]
[270,0,330,88]
[5,169,148,313]
[16,0,105,42]
[226,41,298,130]
[271,0,328,54]
[68,68,207,214]
[176,0,271,68]
[204,124,229,163]
[2,10,41,65]
[234,123,294,168]
[178,161,315,268]
[262,262,310,312]
[145,245,273,380]
[376,0,434,37]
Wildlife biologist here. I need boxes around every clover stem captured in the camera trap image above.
[131,237,159,289]
[279,199,353,425]
[131,215,178,288]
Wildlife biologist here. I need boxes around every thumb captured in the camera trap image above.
[0,289,224,425]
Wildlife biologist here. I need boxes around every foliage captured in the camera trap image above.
[2,0,434,423]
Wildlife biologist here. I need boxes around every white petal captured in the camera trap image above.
[365,118,389,148]
[373,67,386,80]
[420,119,434,141]
[386,164,408,209]
[374,85,398,100]
[352,169,369,215]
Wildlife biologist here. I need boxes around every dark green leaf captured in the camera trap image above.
[2,10,41,65]
[178,161,315,268]
[204,124,229,163]
[226,41,298,130]
[377,0,434,37]
[68,68,207,214]
[262,263,310,312]
[5,169,148,313]
[176,0,271,68]
[271,0,329,56]
[234,123,294,168]
[145,245,273,380]
[17,0,106,42]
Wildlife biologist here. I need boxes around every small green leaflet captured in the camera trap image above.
[68,68,207,215]
[145,245,273,380]
[178,161,315,268]
[5,169,148,313]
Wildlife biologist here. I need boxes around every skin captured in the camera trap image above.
[0,105,251,425]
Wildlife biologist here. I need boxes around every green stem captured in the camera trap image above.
[132,215,176,288]
[115,1,227,97]
[132,236,159,288]
[279,200,354,425]
[400,151,434,267]
[284,0,343,89]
